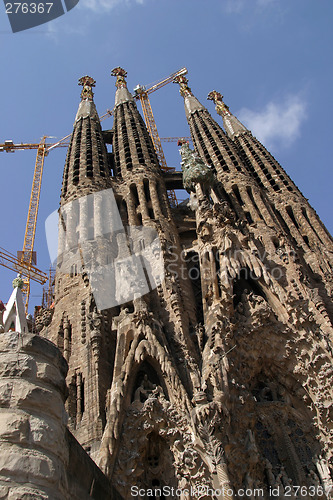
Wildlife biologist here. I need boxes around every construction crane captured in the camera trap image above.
[0,247,48,286]
[160,137,192,143]
[0,110,113,313]
[134,67,188,207]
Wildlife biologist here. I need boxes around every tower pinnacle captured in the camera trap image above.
[111,67,128,89]
[173,73,204,119]
[111,66,134,106]
[207,90,247,138]
[63,76,111,202]
[78,75,96,101]
[173,74,193,98]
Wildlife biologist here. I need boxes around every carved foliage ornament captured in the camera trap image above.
[78,75,96,101]
[207,90,230,116]
[111,66,128,89]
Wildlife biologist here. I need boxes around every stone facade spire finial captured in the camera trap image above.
[12,274,24,290]
[111,67,128,89]
[207,90,247,138]
[78,76,96,101]
[173,74,193,98]
[207,90,230,116]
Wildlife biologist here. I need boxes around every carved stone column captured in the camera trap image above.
[63,317,71,362]
[94,191,103,238]
[149,180,162,218]
[137,182,150,219]
[79,195,88,241]
[126,190,138,225]
[76,371,83,426]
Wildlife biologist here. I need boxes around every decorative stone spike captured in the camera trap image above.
[207,90,230,116]
[78,75,96,101]
[207,89,247,137]
[111,67,128,89]
[12,274,24,289]
[173,74,193,98]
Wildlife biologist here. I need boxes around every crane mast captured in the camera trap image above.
[19,137,47,311]
[0,110,113,313]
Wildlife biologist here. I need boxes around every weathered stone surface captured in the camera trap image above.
[0,484,9,498]
[7,486,51,500]
[0,382,13,408]
[0,446,58,483]
[0,330,123,499]
[0,412,29,444]
[0,332,69,499]
[11,382,64,421]
[0,353,36,379]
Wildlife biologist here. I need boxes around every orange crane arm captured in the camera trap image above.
[137,67,187,96]
[160,137,192,143]
[0,247,48,285]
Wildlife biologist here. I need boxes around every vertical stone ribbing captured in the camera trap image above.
[111,67,160,179]
[208,91,333,255]
[174,75,282,227]
[47,77,115,460]
[61,77,112,205]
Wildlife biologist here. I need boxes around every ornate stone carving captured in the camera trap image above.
[179,141,215,194]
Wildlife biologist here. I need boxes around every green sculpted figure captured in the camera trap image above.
[179,141,215,193]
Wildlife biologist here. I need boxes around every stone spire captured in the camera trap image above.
[207,91,333,251]
[61,76,111,203]
[173,73,247,178]
[111,66,135,107]
[207,90,248,138]
[111,67,160,177]
[173,74,205,119]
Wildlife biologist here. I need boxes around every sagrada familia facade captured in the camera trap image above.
[26,68,333,498]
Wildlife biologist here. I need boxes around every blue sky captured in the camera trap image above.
[0,0,332,312]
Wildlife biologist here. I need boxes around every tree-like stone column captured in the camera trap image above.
[0,331,69,500]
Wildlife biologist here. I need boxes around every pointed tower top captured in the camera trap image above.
[173,74,204,119]
[62,76,111,202]
[111,66,134,106]
[111,67,128,88]
[12,274,24,289]
[207,90,248,138]
[78,75,96,101]
[75,75,99,122]
[3,278,28,333]
[207,91,229,115]
[173,74,193,98]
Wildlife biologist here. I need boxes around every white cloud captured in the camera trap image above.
[224,0,277,14]
[224,0,245,14]
[238,95,307,149]
[256,0,277,6]
[79,0,145,12]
